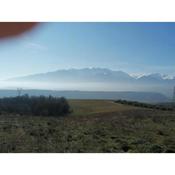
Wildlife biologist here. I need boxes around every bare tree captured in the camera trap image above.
[17,88,23,96]
[173,86,175,103]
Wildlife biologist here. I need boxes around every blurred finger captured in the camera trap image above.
[0,22,38,39]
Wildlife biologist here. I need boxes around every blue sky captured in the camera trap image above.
[0,22,175,79]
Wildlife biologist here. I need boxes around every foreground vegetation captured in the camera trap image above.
[0,99,174,152]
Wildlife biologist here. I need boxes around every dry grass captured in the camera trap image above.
[68,99,138,116]
[0,100,173,152]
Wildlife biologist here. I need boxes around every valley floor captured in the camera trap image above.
[0,100,174,153]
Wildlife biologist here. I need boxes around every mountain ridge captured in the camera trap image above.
[6,67,175,82]
[4,67,175,97]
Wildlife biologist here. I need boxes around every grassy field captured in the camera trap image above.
[0,100,174,153]
[68,99,138,116]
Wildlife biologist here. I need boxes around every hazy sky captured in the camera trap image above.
[0,22,175,79]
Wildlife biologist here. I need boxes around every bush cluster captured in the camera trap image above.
[0,95,70,116]
[115,99,174,111]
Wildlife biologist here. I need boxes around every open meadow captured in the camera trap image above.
[0,99,174,153]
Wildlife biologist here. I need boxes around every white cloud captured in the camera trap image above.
[24,41,48,51]
[21,36,48,51]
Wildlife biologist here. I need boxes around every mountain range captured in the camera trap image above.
[7,67,175,83]
[5,68,175,98]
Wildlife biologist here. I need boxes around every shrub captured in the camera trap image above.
[0,94,70,117]
[149,144,165,153]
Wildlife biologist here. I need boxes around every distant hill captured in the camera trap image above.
[7,68,175,83]
[5,68,175,97]
[0,89,169,103]
[7,68,134,82]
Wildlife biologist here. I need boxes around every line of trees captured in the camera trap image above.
[0,95,70,116]
[115,99,174,111]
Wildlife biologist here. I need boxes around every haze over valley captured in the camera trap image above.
[0,67,172,102]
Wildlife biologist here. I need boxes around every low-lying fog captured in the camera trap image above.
[0,80,173,98]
